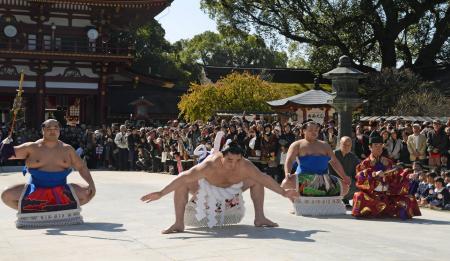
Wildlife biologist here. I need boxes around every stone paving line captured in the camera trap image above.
[0,170,449,261]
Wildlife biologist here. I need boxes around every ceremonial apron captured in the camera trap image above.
[16,167,83,228]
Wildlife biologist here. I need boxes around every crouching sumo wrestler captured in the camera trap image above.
[141,142,298,234]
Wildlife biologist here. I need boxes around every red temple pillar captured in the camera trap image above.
[301,108,307,122]
[35,71,45,128]
[324,106,330,124]
[98,64,108,124]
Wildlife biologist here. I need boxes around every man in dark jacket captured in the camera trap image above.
[427,120,449,168]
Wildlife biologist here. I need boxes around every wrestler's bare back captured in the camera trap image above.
[199,153,253,188]
[14,139,77,172]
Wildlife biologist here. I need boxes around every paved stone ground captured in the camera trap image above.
[0,170,449,261]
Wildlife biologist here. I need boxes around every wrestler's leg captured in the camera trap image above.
[162,180,199,234]
[243,178,278,227]
[1,184,25,210]
[70,183,94,206]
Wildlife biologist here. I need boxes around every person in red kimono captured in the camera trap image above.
[352,136,421,219]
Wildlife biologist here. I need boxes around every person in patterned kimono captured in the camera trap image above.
[352,136,421,219]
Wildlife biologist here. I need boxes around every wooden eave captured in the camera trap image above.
[0,49,133,63]
[28,0,169,8]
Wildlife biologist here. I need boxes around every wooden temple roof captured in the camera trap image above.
[28,0,170,8]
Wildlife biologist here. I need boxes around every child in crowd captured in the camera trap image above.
[416,173,428,201]
[429,177,450,210]
[409,161,422,196]
[418,172,437,207]
[445,172,450,192]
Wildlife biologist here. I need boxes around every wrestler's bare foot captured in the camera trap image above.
[162,223,185,234]
[254,217,278,227]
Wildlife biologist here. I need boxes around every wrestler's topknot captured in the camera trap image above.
[41,119,61,128]
[222,141,244,156]
[301,121,318,130]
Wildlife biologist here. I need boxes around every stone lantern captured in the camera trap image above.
[323,55,366,143]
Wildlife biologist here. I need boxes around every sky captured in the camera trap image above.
[156,0,218,43]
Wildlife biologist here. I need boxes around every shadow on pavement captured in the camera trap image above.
[353,217,450,225]
[42,222,130,242]
[169,225,326,242]
[305,213,450,225]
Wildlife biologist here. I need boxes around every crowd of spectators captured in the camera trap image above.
[2,116,450,210]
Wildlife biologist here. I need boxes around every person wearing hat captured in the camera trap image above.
[352,136,421,219]
[407,123,427,164]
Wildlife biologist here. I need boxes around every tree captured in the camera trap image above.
[112,20,290,86]
[286,42,309,69]
[360,68,436,115]
[175,25,288,68]
[178,72,293,122]
[390,89,450,116]
[110,19,193,85]
[201,0,450,71]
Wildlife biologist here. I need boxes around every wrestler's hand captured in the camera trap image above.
[283,189,299,201]
[341,175,351,186]
[141,192,162,203]
[281,174,296,190]
[286,172,296,179]
[87,185,96,198]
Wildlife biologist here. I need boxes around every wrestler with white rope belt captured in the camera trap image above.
[141,142,298,234]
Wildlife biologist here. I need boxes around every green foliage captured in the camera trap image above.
[271,82,331,96]
[132,19,194,84]
[178,72,307,122]
[109,19,194,86]
[286,42,309,69]
[175,26,288,68]
[201,0,450,70]
[118,20,290,86]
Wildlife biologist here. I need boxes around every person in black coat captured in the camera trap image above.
[354,125,370,160]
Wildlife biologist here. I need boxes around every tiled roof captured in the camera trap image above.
[203,66,330,84]
[267,89,333,106]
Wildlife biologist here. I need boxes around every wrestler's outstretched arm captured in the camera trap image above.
[69,146,96,198]
[245,161,298,201]
[140,162,208,203]
[0,136,32,160]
